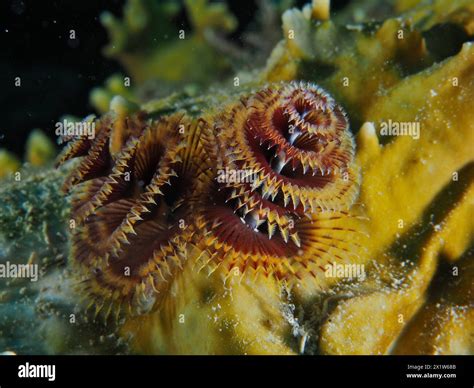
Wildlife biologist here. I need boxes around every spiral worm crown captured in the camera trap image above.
[59,112,207,317]
[194,81,361,281]
[59,81,362,318]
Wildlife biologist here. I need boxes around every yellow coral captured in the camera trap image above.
[118,1,473,355]
[25,129,56,167]
[0,149,21,179]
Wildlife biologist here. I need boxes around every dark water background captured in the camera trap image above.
[0,0,350,157]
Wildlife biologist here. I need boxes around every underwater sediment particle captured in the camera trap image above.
[192,81,363,286]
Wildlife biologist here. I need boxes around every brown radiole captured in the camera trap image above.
[59,81,364,318]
